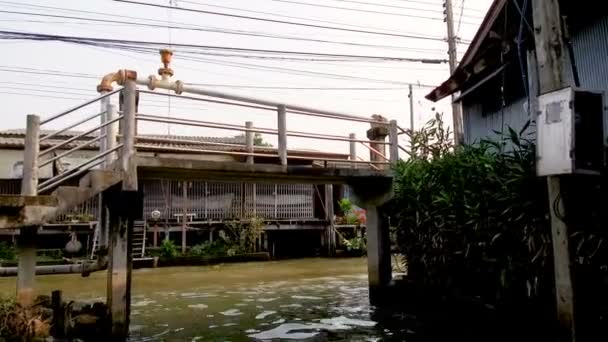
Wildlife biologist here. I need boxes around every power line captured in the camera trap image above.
[0,30,449,63]
[273,0,445,20]
[167,0,436,37]
[324,0,483,19]
[0,10,445,53]
[113,0,448,42]
[0,65,436,88]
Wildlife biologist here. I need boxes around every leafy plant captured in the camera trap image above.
[343,236,366,254]
[337,198,363,225]
[0,242,16,261]
[223,217,265,253]
[159,239,178,259]
[391,116,553,304]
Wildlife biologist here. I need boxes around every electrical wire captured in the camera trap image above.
[0,30,449,63]
[273,0,446,21]
[0,10,446,53]
[113,0,450,41]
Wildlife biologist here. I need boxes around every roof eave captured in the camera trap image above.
[425,0,509,102]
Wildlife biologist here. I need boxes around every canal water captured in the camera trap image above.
[0,258,414,341]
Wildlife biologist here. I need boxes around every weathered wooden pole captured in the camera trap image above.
[277,104,287,166]
[443,0,464,145]
[17,114,40,306]
[531,0,576,340]
[107,78,138,340]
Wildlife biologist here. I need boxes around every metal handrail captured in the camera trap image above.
[136,115,389,145]
[40,111,105,142]
[359,142,390,161]
[39,134,106,168]
[40,88,121,125]
[38,115,123,157]
[137,113,352,141]
[139,88,383,124]
[38,160,105,194]
[38,144,123,191]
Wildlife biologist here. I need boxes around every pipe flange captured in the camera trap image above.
[174,80,184,95]
[147,75,158,91]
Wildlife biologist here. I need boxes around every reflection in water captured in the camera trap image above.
[0,258,409,341]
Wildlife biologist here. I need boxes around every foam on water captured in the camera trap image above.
[249,316,376,340]
[255,310,276,319]
[187,304,208,309]
[220,308,243,316]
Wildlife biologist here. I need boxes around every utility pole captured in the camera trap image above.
[443,0,464,145]
[531,0,576,341]
[408,84,415,150]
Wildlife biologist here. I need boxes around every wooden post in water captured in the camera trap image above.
[17,114,40,306]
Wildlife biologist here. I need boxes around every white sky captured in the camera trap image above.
[0,0,492,154]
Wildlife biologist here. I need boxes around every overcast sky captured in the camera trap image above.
[0,0,491,154]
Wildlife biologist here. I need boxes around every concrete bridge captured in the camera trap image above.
[0,54,407,339]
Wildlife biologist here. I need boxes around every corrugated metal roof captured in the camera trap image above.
[0,129,246,150]
[0,129,349,159]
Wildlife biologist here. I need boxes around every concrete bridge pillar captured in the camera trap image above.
[351,179,393,306]
[16,226,37,306]
[106,191,138,340]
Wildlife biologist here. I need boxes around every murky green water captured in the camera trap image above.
[0,258,407,341]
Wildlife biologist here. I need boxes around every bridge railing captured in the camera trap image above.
[21,78,409,196]
[131,86,403,170]
[21,88,124,195]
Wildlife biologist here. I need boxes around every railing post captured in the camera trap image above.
[389,120,399,165]
[349,133,357,169]
[245,121,254,165]
[121,80,138,192]
[99,91,110,162]
[22,114,40,196]
[277,104,287,166]
[18,114,40,306]
[105,104,119,168]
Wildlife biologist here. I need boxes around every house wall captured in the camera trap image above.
[0,148,96,179]
[462,15,608,144]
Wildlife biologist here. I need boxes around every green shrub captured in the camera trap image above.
[391,116,553,304]
[160,239,178,259]
[0,242,16,261]
[190,241,231,257]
